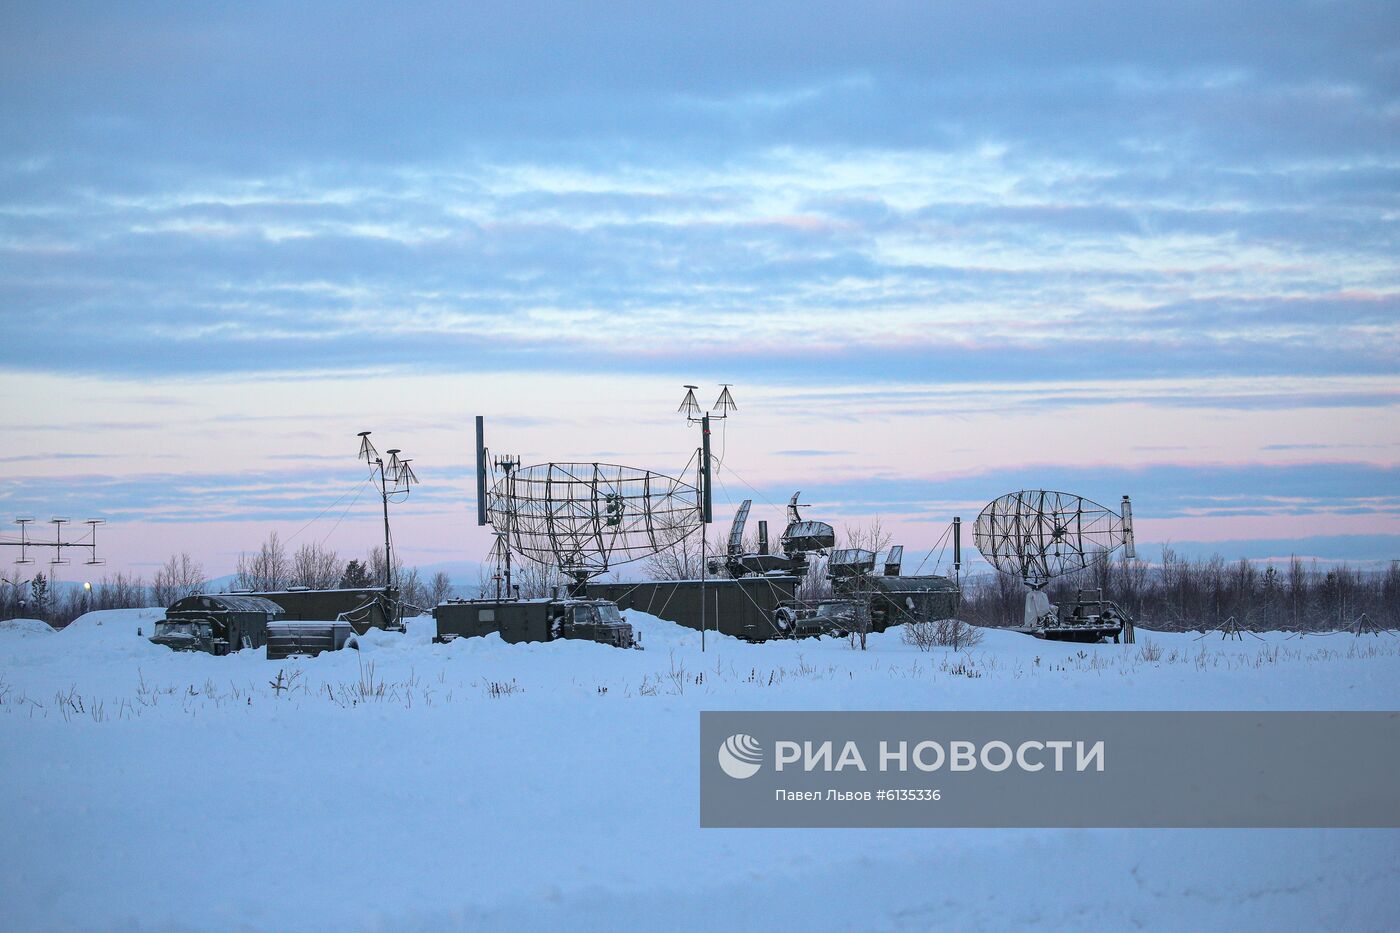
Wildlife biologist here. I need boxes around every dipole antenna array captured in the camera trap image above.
[356,431,419,593]
[677,383,738,525]
[2,517,105,566]
[677,384,739,650]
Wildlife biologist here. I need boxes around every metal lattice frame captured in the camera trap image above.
[487,462,703,579]
[973,490,1129,588]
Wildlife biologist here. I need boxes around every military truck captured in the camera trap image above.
[433,597,640,649]
[150,594,283,655]
[771,597,857,639]
[152,594,364,659]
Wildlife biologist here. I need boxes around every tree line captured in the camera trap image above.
[0,532,456,627]
[959,547,1400,633]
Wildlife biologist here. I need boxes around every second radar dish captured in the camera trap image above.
[973,490,1133,586]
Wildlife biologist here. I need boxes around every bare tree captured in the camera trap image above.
[1,569,27,619]
[644,526,706,581]
[511,558,558,598]
[825,518,894,640]
[235,531,290,591]
[151,553,206,607]
[842,517,892,555]
[290,542,343,589]
[903,617,984,651]
[398,567,431,612]
[95,572,149,610]
[367,545,403,589]
[427,570,453,606]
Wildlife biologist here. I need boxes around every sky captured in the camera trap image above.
[1,1,1397,582]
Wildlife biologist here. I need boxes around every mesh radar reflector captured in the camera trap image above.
[973,490,1137,642]
[973,490,1134,587]
[487,461,702,590]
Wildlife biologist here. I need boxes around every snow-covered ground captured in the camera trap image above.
[2,609,1398,931]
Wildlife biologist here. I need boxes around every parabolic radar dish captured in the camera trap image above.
[486,462,702,578]
[973,490,1134,587]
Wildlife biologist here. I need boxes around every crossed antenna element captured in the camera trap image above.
[358,431,418,497]
[678,384,737,424]
[3,517,106,566]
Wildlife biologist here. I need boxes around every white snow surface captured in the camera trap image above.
[2,608,1398,931]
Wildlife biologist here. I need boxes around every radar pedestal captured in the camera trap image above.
[1024,586,1055,628]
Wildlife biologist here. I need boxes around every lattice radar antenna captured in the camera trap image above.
[973,490,1135,626]
[472,399,734,596]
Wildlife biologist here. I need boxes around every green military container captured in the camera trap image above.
[150,594,283,655]
[590,577,799,641]
[857,575,961,629]
[239,586,403,633]
[433,597,638,649]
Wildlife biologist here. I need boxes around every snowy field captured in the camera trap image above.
[2,609,1398,931]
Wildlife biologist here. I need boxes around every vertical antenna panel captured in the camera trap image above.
[1121,495,1135,560]
[727,500,752,555]
[475,416,488,527]
[953,516,962,573]
[700,414,712,524]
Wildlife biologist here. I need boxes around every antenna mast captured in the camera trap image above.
[677,383,739,650]
[356,431,418,601]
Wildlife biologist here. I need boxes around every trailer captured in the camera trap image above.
[265,619,359,659]
[591,576,799,642]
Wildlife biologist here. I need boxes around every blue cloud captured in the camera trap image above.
[1,2,1396,569]
[711,462,1400,523]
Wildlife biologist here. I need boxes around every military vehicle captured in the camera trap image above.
[433,597,641,649]
[150,594,283,655]
[1021,587,1136,644]
[152,594,365,658]
[772,597,857,638]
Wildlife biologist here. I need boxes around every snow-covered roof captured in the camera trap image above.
[170,594,286,614]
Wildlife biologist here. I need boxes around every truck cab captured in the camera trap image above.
[552,599,637,648]
[149,618,217,653]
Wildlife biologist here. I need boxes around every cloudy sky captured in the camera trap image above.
[1,1,1397,580]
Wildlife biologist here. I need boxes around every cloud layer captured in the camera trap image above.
[1,3,1396,573]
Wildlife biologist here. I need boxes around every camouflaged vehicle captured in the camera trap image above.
[433,597,640,649]
[149,594,283,655]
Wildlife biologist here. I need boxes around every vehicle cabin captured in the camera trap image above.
[150,594,284,655]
